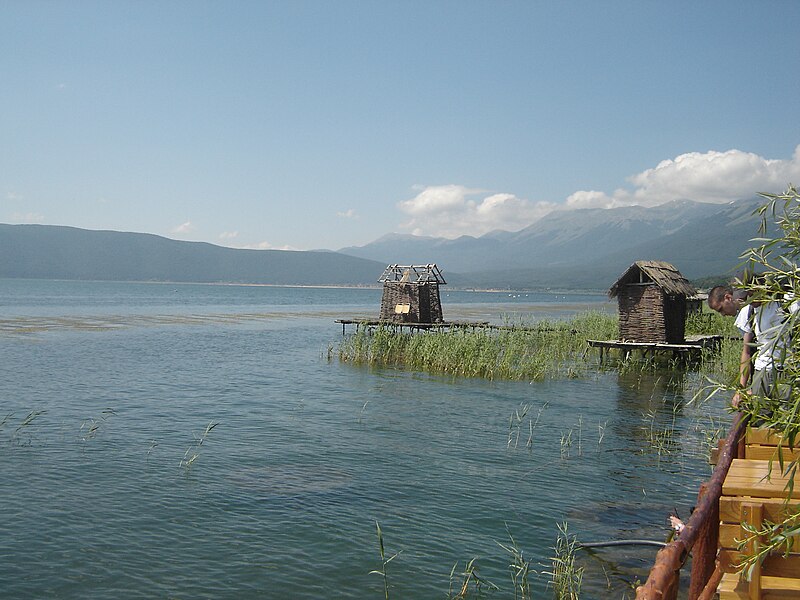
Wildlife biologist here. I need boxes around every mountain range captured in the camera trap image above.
[0,197,772,290]
[339,197,771,289]
[0,224,385,286]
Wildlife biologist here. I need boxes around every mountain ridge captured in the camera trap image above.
[0,223,388,286]
[338,198,768,287]
[1,198,772,290]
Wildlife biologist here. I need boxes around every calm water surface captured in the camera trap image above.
[0,280,728,598]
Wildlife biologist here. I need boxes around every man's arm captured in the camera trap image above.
[740,330,755,388]
[731,330,755,409]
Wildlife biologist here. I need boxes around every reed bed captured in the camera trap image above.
[337,311,618,381]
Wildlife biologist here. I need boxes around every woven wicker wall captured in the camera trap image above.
[618,285,666,343]
[379,282,443,323]
[618,284,686,343]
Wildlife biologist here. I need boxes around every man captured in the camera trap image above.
[708,284,796,408]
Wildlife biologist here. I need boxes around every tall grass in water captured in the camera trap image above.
[180,421,218,470]
[686,308,743,382]
[497,526,534,600]
[545,522,584,600]
[370,521,402,600]
[6,410,47,446]
[338,311,617,381]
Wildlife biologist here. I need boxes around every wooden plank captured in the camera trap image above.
[762,575,800,591]
[728,459,789,474]
[720,523,749,551]
[719,550,800,577]
[746,446,800,462]
[722,460,798,498]
[719,572,800,599]
[748,428,785,446]
[720,496,800,523]
[743,502,764,600]
[720,525,800,558]
[723,481,800,499]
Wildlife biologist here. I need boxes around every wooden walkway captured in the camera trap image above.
[334,319,588,335]
[587,334,722,361]
[334,319,490,335]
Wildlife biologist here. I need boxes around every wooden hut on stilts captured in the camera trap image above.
[608,260,697,344]
[378,264,446,324]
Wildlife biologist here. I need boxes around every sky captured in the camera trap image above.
[2,1,800,251]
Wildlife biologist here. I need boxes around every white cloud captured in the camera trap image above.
[9,212,44,223]
[219,231,239,240]
[6,191,23,201]
[399,146,800,238]
[337,209,358,219]
[567,145,800,209]
[239,241,297,251]
[398,185,557,238]
[171,221,194,234]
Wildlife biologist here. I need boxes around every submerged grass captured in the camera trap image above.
[338,311,617,381]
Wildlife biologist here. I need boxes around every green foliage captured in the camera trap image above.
[734,186,800,436]
[544,522,584,600]
[736,508,800,580]
[709,185,800,577]
[685,309,740,337]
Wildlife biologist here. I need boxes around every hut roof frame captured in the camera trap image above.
[378,264,447,285]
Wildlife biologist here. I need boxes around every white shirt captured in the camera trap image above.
[735,300,798,371]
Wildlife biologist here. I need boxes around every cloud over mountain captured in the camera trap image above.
[399,146,800,237]
[568,146,800,209]
[397,184,556,238]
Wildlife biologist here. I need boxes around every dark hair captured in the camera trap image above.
[708,285,732,307]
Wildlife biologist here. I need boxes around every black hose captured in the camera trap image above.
[578,539,667,549]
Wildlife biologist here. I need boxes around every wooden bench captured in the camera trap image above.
[717,428,800,599]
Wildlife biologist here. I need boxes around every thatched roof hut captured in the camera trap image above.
[378,264,446,324]
[609,260,696,344]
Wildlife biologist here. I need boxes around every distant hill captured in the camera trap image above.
[339,198,773,290]
[0,224,387,286]
[1,198,775,290]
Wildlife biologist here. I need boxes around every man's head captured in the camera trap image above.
[708,285,744,316]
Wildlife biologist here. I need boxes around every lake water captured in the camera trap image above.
[0,280,729,598]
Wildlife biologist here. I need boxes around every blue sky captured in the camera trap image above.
[2,1,799,251]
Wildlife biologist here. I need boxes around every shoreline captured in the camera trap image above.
[0,276,607,295]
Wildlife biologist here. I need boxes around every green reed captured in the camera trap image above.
[180,421,219,470]
[447,557,499,599]
[641,403,680,464]
[338,311,618,381]
[370,521,402,600]
[80,407,116,442]
[545,522,584,600]
[497,525,534,600]
[8,409,47,446]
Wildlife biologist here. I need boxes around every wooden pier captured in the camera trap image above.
[334,319,490,335]
[587,334,722,361]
